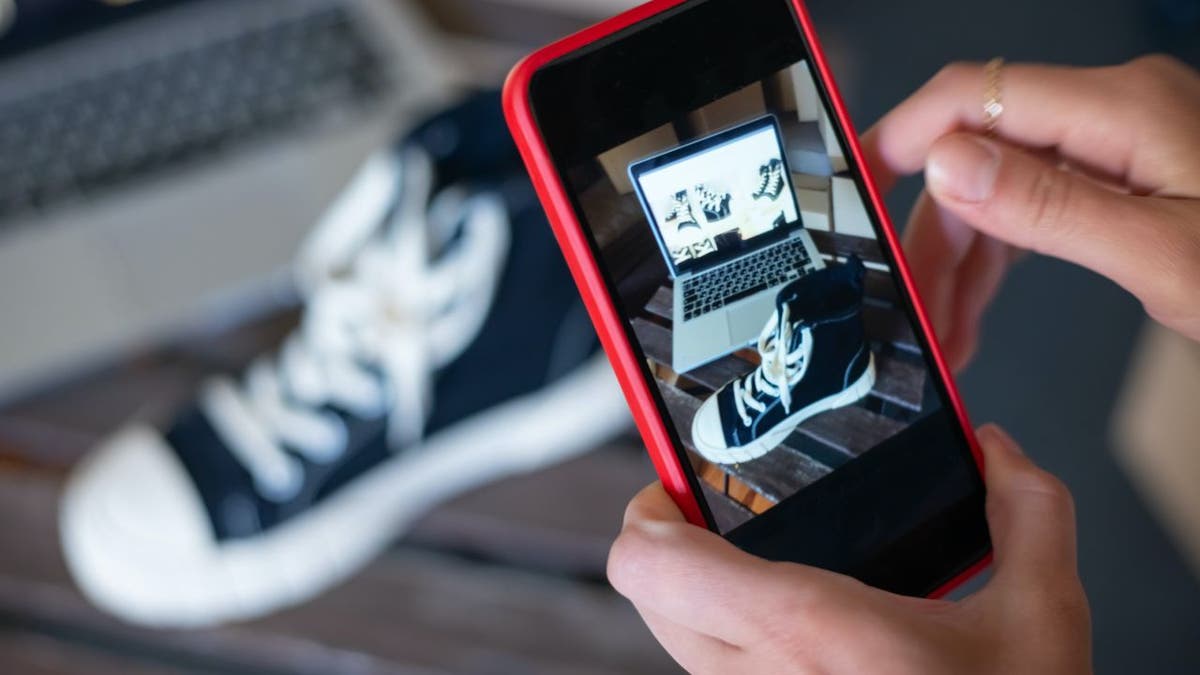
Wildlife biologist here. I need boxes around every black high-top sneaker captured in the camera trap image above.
[664,189,701,231]
[752,158,786,202]
[693,184,732,222]
[691,256,876,464]
[58,93,628,628]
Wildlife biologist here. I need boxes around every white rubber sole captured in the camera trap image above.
[60,354,628,628]
[693,354,876,465]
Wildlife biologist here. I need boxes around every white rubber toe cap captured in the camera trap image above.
[691,397,731,462]
[59,425,222,627]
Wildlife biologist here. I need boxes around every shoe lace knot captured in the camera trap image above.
[732,302,813,428]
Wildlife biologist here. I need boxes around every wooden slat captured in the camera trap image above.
[809,230,885,265]
[792,406,906,457]
[632,317,923,411]
[0,309,301,473]
[698,482,755,533]
[656,383,831,504]
[0,470,678,675]
[698,463,775,515]
[874,354,925,412]
[862,304,918,353]
[405,443,654,577]
[0,629,181,675]
[259,551,669,675]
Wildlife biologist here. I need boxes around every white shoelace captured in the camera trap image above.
[732,303,813,428]
[200,148,511,502]
[695,186,726,214]
[667,192,695,224]
[755,161,783,200]
[754,165,771,196]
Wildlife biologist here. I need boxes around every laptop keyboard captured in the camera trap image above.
[681,239,813,322]
[0,7,387,224]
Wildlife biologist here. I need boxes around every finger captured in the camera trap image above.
[609,484,859,646]
[902,192,1012,371]
[636,608,741,674]
[924,132,1200,337]
[863,61,1144,194]
[902,191,976,341]
[940,233,1011,372]
[622,482,689,527]
[975,425,1080,592]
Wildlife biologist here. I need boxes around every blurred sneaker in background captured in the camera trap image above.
[58,92,629,628]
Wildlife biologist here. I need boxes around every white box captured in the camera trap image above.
[790,61,822,122]
[818,107,849,174]
[597,124,679,194]
[688,84,766,135]
[830,175,871,237]
[796,186,831,232]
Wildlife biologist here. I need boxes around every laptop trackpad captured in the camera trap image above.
[673,310,732,373]
[727,294,777,348]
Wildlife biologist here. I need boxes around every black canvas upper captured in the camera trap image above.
[167,92,600,541]
[715,256,870,448]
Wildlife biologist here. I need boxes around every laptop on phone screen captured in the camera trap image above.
[629,115,824,373]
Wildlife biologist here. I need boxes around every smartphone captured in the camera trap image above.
[504,0,991,597]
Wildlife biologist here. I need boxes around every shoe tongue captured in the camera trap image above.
[775,255,865,319]
[404,91,523,187]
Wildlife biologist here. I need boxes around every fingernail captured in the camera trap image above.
[927,136,1001,203]
[977,424,1024,457]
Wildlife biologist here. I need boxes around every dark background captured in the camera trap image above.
[798,0,1200,672]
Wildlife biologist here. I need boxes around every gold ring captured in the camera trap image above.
[983,57,1005,133]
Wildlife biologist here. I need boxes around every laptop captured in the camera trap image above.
[629,115,825,373]
[0,0,448,402]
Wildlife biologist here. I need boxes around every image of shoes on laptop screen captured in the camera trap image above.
[629,115,826,375]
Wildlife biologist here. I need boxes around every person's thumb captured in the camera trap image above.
[974,424,1081,594]
[608,483,868,646]
[925,133,1200,339]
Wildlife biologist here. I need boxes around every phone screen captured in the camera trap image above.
[528,0,989,593]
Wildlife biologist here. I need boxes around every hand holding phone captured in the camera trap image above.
[609,425,1092,675]
[506,0,991,596]
[862,57,1200,365]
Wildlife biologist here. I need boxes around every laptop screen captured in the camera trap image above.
[629,116,801,276]
[0,0,194,60]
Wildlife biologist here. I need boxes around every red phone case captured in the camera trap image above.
[503,0,991,598]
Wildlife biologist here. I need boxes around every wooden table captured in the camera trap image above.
[0,310,680,674]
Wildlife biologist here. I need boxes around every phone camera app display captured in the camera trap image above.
[568,60,944,533]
